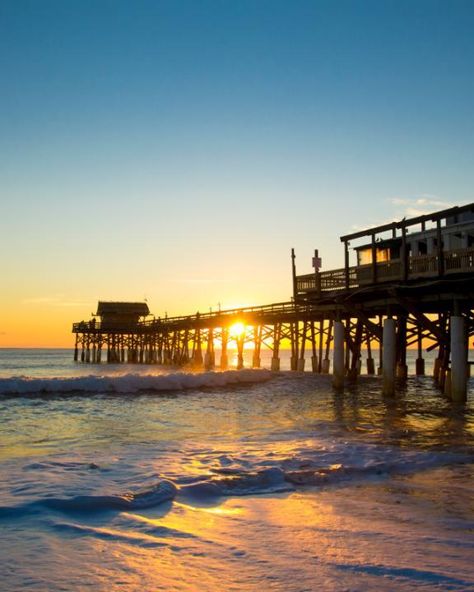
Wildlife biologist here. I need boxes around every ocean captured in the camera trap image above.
[0,348,473,591]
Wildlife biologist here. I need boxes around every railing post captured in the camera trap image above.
[401,224,408,281]
[371,233,377,284]
[291,248,297,299]
[437,219,444,277]
[344,241,350,289]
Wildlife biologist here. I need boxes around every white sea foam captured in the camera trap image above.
[0,369,273,395]
[178,467,295,500]
[42,480,177,512]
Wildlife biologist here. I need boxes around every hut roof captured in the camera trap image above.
[96,301,150,316]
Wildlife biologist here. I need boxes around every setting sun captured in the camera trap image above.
[229,322,245,338]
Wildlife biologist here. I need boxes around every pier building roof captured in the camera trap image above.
[339,203,474,244]
[96,302,150,316]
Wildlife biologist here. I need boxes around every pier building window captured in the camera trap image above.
[357,247,390,266]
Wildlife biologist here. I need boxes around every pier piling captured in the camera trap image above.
[332,320,345,389]
[382,318,396,396]
[451,315,468,402]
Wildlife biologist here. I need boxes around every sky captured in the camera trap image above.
[1,0,473,346]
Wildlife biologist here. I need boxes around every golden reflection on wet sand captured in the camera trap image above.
[54,465,471,591]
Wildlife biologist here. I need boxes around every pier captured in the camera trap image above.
[73,203,474,401]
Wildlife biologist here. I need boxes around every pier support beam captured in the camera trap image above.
[396,315,408,380]
[450,315,468,402]
[444,369,452,397]
[439,346,450,391]
[290,322,298,371]
[416,356,425,376]
[252,327,261,368]
[416,326,425,375]
[297,321,306,371]
[332,321,345,389]
[204,352,213,370]
[220,329,228,370]
[433,354,442,382]
[366,336,375,375]
[236,335,244,370]
[322,319,332,374]
[272,323,281,371]
[220,353,228,369]
[318,321,324,373]
[204,329,214,370]
[347,320,363,382]
[311,322,319,373]
[382,318,396,396]
[193,330,203,368]
[377,316,383,375]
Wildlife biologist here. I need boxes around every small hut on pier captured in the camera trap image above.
[96,301,150,330]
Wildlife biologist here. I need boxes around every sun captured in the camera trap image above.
[229,322,245,337]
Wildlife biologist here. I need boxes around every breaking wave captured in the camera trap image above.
[42,480,178,512]
[0,369,273,395]
[1,448,470,519]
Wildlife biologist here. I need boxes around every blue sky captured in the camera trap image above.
[1,0,473,344]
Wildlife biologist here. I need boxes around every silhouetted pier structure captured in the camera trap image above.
[73,203,474,401]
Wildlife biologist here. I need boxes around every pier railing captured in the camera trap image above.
[445,247,474,273]
[408,254,438,277]
[296,247,474,294]
[72,321,144,333]
[73,301,303,334]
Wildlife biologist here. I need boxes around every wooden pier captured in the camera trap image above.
[73,203,474,401]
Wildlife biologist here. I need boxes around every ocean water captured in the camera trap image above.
[0,349,473,591]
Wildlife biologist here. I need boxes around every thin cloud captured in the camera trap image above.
[22,296,90,307]
[56,301,92,307]
[349,195,454,235]
[389,195,453,217]
[22,296,60,305]
[171,278,233,284]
